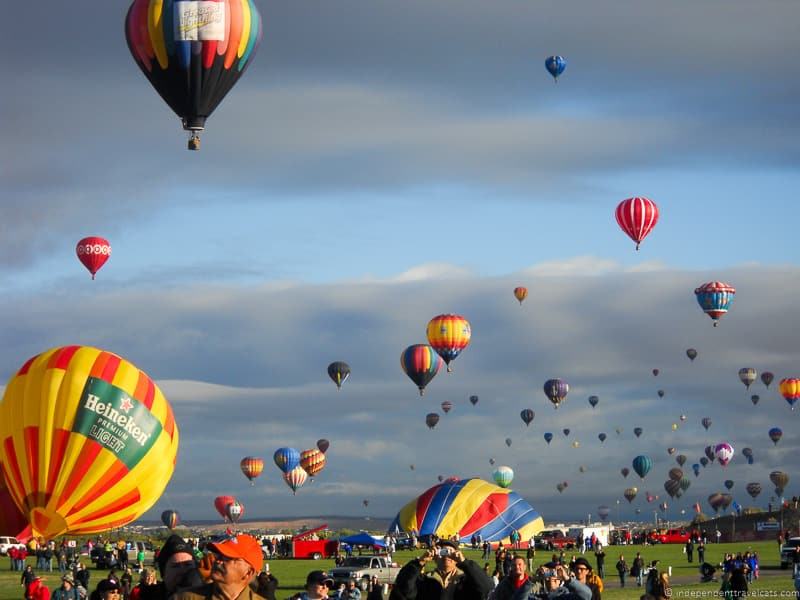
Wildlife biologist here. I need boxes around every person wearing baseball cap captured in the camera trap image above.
[294,571,334,600]
[173,534,266,600]
[390,539,492,600]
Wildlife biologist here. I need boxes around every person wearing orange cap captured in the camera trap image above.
[173,534,266,600]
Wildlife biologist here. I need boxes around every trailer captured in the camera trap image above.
[291,524,339,560]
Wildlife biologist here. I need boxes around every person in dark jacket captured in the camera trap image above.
[389,540,492,600]
[492,556,535,600]
[254,565,278,600]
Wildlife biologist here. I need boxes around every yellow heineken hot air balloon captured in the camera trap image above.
[0,346,179,538]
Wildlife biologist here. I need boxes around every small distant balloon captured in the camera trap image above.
[738,368,757,390]
[632,455,653,479]
[751,395,760,405]
[634,427,643,438]
[652,369,660,377]
[761,372,774,388]
[624,487,638,503]
[493,466,514,488]
[545,55,567,81]
[657,390,665,399]
[425,413,440,429]
[544,432,553,445]
[686,348,698,362]
[700,457,709,468]
[724,479,734,491]
[441,401,453,414]
[520,408,535,426]
[505,437,513,447]
[161,510,180,530]
[676,455,687,467]
[562,428,570,437]
[544,378,569,409]
[692,464,700,477]
[571,441,580,449]
[779,378,800,410]
[470,395,479,406]
[667,447,677,456]
[327,361,351,390]
[317,439,330,453]
[714,442,734,467]
[621,468,630,478]
[513,287,528,305]
[702,417,712,431]
[615,197,659,250]
[598,433,607,443]
[768,427,783,445]
[588,395,599,409]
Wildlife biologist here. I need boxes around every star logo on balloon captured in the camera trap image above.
[119,397,134,413]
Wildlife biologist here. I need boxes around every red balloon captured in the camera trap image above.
[214,495,236,520]
[76,237,112,279]
[615,198,659,250]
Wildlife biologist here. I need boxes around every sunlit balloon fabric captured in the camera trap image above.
[76,237,112,280]
[240,456,264,484]
[400,345,443,395]
[125,0,262,149]
[389,478,543,544]
[694,281,735,326]
[0,346,179,538]
[299,448,326,478]
[513,287,528,305]
[615,197,659,250]
[426,314,471,372]
[0,464,28,539]
[779,378,800,410]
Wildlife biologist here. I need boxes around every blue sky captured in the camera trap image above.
[1,0,799,525]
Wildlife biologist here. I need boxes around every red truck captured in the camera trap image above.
[534,530,576,550]
[648,528,691,544]
[291,524,339,560]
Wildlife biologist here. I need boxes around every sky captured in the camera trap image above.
[0,0,799,527]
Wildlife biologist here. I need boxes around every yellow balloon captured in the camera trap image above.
[0,346,179,538]
[572,441,580,448]
[671,423,678,431]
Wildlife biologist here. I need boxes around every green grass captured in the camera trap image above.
[2,542,797,600]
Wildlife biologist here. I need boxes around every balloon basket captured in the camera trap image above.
[188,135,201,151]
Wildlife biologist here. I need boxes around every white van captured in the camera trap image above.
[0,536,25,555]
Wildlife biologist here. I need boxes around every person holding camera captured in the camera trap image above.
[532,563,591,600]
[390,540,492,600]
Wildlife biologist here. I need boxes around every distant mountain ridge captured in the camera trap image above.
[135,515,393,532]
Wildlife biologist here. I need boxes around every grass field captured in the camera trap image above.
[1,542,797,600]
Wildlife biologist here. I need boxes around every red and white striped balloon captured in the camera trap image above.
[615,198,659,250]
[283,465,308,495]
[76,236,112,279]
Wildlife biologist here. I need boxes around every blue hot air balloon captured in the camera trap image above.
[632,455,653,479]
[692,463,701,477]
[769,427,783,445]
[545,55,567,81]
[273,447,300,474]
[544,432,553,445]
[634,427,643,438]
[598,433,607,443]
[588,395,599,409]
[694,281,735,327]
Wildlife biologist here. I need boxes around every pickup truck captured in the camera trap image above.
[780,537,800,569]
[0,537,26,556]
[534,530,576,550]
[329,556,401,590]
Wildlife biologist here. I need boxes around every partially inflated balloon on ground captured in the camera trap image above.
[0,346,179,538]
[0,464,28,539]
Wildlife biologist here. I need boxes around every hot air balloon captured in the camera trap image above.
[225,501,243,524]
[679,477,691,492]
[389,478,544,543]
[646,493,656,504]
[214,496,236,521]
[578,465,586,473]
[401,345,444,395]
[692,464,701,477]
[624,488,638,503]
[0,346,179,538]
[327,362,351,390]
[615,427,623,435]
[704,446,716,462]
[746,483,762,499]
[588,396,599,408]
[742,447,753,460]
[714,443,734,467]
[659,502,668,513]
[686,348,698,362]
[571,441,580,449]
[770,471,789,495]
[543,379,569,409]
[125,0,262,150]
[707,493,727,514]
[724,480,734,491]
[489,458,495,466]
[693,502,702,514]
[545,55,566,81]
[520,409,535,426]
[441,401,453,414]
[505,438,513,448]
[667,447,677,456]
[634,427,643,438]
[738,368,757,390]
[283,466,308,495]
[161,509,180,530]
[657,390,665,399]
[700,457,709,468]
[751,395,760,405]
[438,476,445,483]
[671,423,678,431]
[493,466,514,489]
[556,483,565,494]
[668,468,683,482]
[621,468,630,478]
[761,372,774,388]
[694,281,736,326]
[409,464,415,471]
[615,197,659,250]
[470,395,479,406]
[75,237,112,280]
[0,465,28,540]
[544,433,553,445]
[769,427,783,446]
[652,369,660,377]
[426,413,440,429]
[363,499,370,507]
[597,506,610,522]
[680,415,687,422]
[562,429,571,437]
[632,456,653,479]
[513,287,528,305]
[598,433,607,443]
[299,448,326,479]
[702,417,712,431]
[273,448,300,474]
[779,378,800,410]
[317,439,330,453]
[426,314,471,372]
[240,456,264,485]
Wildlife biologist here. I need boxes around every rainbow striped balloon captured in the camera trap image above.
[0,346,179,538]
[426,314,471,372]
[400,345,443,396]
[125,0,262,149]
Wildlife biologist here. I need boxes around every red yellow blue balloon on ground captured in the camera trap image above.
[426,314,471,372]
[0,346,179,538]
[389,478,543,543]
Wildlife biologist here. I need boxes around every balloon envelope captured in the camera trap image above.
[426,413,440,429]
[161,509,180,529]
[214,496,236,520]
[761,372,774,388]
[492,466,514,488]
[615,197,659,250]
[624,487,638,503]
[0,465,29,540]
[225,501,243,523]
[317,439,330,453]
[327,362,351,390]
[634,427,643,438]
[588,395,599,408]
[779,378,800,410]
[389,478,544,543]
[469,395,479,406]
[273,448,300,474]
[520,409,535,426]
[686,348,698,361]
[513,287,528,305]
[426,314,471,372]
[442,401,454,414]
[632,455,652,479]
[543,379,569,408]
[769,428,783,445]
[240,456,264,483]
[75,237,112,279]
[544,433,553,444]
[738,368,757,389]
[544,55,567,80]
[283,466,308,495]
[401,345,443,395]
[746,483,762,499]
[694,281,736,326]
[299,448,326,478]
[0,346,179,538]
[714,443,734,467]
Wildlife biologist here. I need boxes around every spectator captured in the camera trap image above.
[290,571,334,600]
[28,576,51,600]
[492,556,535,600]
[534,563,591,600]
[527,545,536,573]
[53,573,80,600]
[652,572,670,600]
[630,553,644,587]
[570,558,600,600]
[685,540,693,564]
[366,576,383,600]
[152,534,204,600]
[644,561,659,596]
[128,569,158,600]
[390,540,493,600]
[614,556,627,588]
[254,565,278,600]
[697,540,705,564]
[593,546,605,580]
[343,580,362,600]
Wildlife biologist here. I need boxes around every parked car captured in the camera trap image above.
[0,536,26,556]
[648,529,691,544]
[534,530,576,550]
[780,537,800,569]
[394,534,415,550]
[329,556,401,590]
